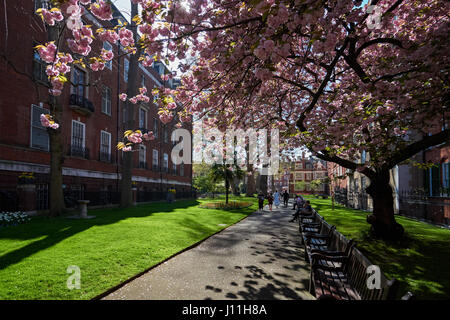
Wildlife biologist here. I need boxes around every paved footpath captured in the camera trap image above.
[103,202,315,300]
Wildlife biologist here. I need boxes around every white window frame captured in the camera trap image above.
[70,67,88,98]
[103,41,112,70]
[163,153,169,170]
[100,130,111,157]
[124,58,129,82]
[139,107,147,129]
[139,144,146,164]
[153,149,159,166]
[153,118,159,138]
[30,104,50,151]
[71,120,86,149]
[101,86,112,115]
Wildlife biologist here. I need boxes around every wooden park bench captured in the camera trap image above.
[305,209,414,300]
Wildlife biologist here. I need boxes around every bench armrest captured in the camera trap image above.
[310,249,346,256]
[304,233,330,239]
[311,253,348,267]
[301,222,321,227]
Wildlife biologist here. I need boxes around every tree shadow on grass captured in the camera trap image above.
[0,199,202,270]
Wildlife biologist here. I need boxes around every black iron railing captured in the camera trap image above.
[139,161,148,169]
[99,151,113,163]
[69,94,95,114]
[68,145,90,159]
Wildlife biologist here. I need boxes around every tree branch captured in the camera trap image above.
[385,129,450,170]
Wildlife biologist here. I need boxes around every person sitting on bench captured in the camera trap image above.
[292,195,304,210]
[290,200,313,222]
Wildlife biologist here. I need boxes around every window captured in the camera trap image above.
[34,0,44,11]
[172,162,177,175]
[295,162,303,170]
[443,163,450,195]
[361,150,367,164]
[100,131,111,161]
[30,104,49,151]
[139,145,146,168]
[101,86,111,115]
[124,58,129,82]
[33,51,47,83]
[428,163,450,197]
[139,108,147,129]
[180,162,184,176]
[163,153,169,172]
[122,104,127,123]
[152,149,159,169]
[153,85,159,104]
[153,118,159,138]
[103,42,112,70]
[71,120,86,157]
[71,120,85,148]
[163,125,168,143]
[71,67,86,97]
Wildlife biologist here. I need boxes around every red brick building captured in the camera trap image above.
[0,1,193,213]
[287,154,328,195]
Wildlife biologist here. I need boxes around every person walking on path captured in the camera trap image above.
[283,190,289,207]
[257,192,265,212]
[274,190,280,209]
[267,192,274,211]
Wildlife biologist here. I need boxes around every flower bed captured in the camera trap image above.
[199,201,253,210]
[0,212,31,228]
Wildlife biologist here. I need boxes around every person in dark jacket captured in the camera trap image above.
[267,192,274,211]
[257,192,265,211]
[290,200,313,222]
[282,190,289,207]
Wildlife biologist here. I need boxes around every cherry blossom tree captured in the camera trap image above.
[26,0,150,214]
[125,0,449,239]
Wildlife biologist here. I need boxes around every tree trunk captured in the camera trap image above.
[366,170,404,240]
[246,165,256,197]
[259,166,268,195]
[225,178,229,204]
[48,120,65,216]
[47,25,65,217]
[120,2,140,208]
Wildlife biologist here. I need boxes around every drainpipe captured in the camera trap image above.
[116,42,120,193]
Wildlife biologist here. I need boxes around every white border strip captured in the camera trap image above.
[0,160,191,186]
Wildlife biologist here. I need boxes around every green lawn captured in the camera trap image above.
[0,196,257,300]
[304,195,450,300]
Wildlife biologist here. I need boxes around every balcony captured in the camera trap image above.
[99,151,114,163]
[68,145,90,159]
[69,94,94,116]
[138,127,149,134]
[138,161,148,169]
